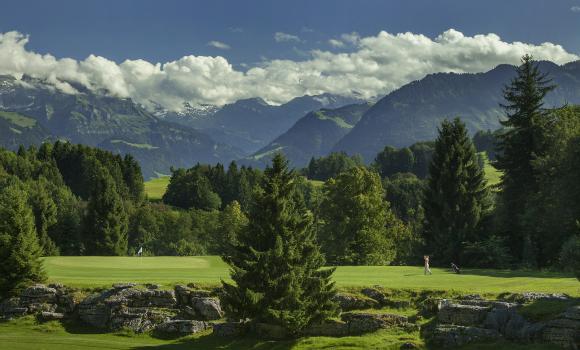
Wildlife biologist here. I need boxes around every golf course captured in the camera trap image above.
[42,256,580,296]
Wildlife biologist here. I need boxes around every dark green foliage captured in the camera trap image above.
[373,142,435,179]
[473,129,503,160]
[495,55,556,264]
[163,162,261,212]
[83,165,129,256]
[318,166,409,265]
[162,168,221,210]
[463,236,511,268]
[558,234,580,273]
[26,178,59,256]
[306,152,363,181]
[0,181,46,298]
[221,154,338,334]
[424,118,490,264]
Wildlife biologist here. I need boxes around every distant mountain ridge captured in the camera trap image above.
[332,60,580,161]
[249,102,372,167]
[0,75,242,178]
[160,93,366,155]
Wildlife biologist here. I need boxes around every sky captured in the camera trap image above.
[0,0,579,109]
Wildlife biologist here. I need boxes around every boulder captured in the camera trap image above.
[193,298,223,320]
[118,288,176,308]
[156,320,208,335]
[431,325,500,347]
[40,312,64,321]
[302,319,349,337]
[342,312,408,334]
[20,284,57,305]
[112,283,137,290]
[0,298,27,319]
[333,293,378,311]
[437,300,490,326]
[213,322,248,337]
[360,287,387,304]
[109,307,171,333]
[541,306,580,349]
[519,292,569,303]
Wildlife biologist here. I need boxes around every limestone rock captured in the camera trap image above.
[20,284,57,305]
[156,320,208,335]
[333,293,378,311]
[40,312,64,321]
[112,283,137,290]
[541,306,580,349]
[360,287,387,305]
[437,300,490,326]
[432,325,500,347]
[0,298,27,319]
[193,297,223,320]
[302,319,349,337]
[213,322,248,337]
[342,312,408,334]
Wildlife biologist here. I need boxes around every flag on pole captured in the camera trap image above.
[137,247,143,256]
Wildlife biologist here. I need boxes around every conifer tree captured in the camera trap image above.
[496,54,556,261]
[84,166,129,255]
[0,183,46,298]
[220,153,338,334]
[423,118,489,264]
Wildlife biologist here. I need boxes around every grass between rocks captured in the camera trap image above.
[43,256,580,296]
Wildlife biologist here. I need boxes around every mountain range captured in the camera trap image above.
[1,60,580,177]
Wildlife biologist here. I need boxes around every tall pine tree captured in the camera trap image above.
[83,165,129,256]
[424,118,489,264]
[0,182,46,298]
[220,153,338,335]
[496,55,556,263]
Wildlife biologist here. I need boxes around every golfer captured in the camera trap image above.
[424,255,432,275]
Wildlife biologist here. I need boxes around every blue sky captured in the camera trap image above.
[0,0,579,109]
[2,0,579,65]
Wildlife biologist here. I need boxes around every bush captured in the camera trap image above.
[559,235,580,276]
[463,236,511,268]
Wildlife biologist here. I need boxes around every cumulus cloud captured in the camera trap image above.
[207,41,230,50]
[571,6,580,12]
[0,29,578,110]
[274,32,301,43]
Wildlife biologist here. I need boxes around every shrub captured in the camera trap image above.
[559,235,580,277]
[462,236,511,268]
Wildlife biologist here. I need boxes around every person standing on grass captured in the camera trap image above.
[424,255,432,275]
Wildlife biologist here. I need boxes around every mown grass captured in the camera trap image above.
[144,176,170,200]
[43,256,580,296]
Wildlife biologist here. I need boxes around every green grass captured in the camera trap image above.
[42,256,580,296]
[0,111,37,128]
[481,153,502,187]
[110,140,160,150]
[144,177,170,200]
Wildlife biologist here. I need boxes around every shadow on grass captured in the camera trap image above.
[131,334,297,350]
[455,268,575,279]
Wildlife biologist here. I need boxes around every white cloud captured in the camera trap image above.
[328,39,345,48]
[207,41,230,50]
[0,29,578,111]
[571,6,580,12]
[274,32,301,43]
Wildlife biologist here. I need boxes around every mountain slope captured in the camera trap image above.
[249,103,371,167]
[0,75,241,178]
[170,93,365,155]
[333,61,580,161]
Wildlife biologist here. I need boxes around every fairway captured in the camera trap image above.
[143,176,170,200]
[43,256,580,296]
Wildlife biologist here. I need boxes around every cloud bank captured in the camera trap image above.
[0,29,577,110]
[274,32,302,43]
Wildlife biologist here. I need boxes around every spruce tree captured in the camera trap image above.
[423,118,489,264]
[0,183,46,298]
[84,166,129,255]
[496,54,556,261]
[220,153,338,335]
